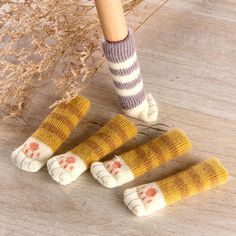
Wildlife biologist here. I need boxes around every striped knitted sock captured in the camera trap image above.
[11,96,90,172]
[102,29,158,123]
[47,114,137,185]
[91,129,192,188]
[124,158,228,216]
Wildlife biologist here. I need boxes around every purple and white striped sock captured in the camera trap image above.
[102,29,158,122]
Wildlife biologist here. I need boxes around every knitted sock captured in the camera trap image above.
[91,129,192,188]
[124,158,228,216]
[11,96,90,172]
[47,114,137,185]
[102,29,158,123]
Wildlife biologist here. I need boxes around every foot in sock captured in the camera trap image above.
[47,114,137,185]
[102,29,158,123]
[91,129,192,188]
[11,96,90,172]
[124,158,228,216]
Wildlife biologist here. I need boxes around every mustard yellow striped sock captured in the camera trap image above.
[91,129,192,188]
[47,114,137,185]
[124,158,228,216]
[11,96,90,172]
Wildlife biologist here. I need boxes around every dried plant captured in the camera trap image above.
[0,0,143,119]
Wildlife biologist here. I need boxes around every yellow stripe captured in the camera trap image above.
[32,95,90,151]
[71,114,137,166]
[158,158,228,205]
[122,129,192,178]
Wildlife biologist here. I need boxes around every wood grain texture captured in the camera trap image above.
[1,0,236,235]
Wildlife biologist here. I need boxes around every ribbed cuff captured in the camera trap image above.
[102,29,135,63]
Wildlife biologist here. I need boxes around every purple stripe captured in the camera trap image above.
[118,90,146,110]
[109,60,139,76]
[102,29,135,63]
[113,75,142,89]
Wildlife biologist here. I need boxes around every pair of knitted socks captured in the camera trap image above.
[47,114,137,185]
[90,131,228,216]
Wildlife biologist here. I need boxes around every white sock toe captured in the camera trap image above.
[141,93,158,123]
[90,162,119,188]
[12,151,43,172]
[11,146,24,165]
[47,157,60,170]
[50,167,62,179]
[11,146,23,160]
[123,94,158,123]
[11,138,53,172]
[48,166,75,185]
[91,156,134,188]
[47,157,55,167]
[28,159,45,172]
[47,152,87,185]
[124,187,146,216]
[20,156,32,172]
[15,152,28,170]
[124,183,167,216]
[58,172,72,185]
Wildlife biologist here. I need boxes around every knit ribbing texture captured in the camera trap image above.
[90,129,192,188]
[47,114,137,185]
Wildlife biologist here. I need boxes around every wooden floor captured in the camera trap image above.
[1,0,236,235]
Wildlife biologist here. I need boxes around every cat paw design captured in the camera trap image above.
[47,152,87,185]
[11,138,51,172]
[90,156,134,188]
[124,183,167,216]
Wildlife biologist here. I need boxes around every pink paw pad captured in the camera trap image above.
[105,160,122,176]
[66,156,76,164]
[59,155,76,171]
[139,187,157,203]
[23,142,40,159]
[29,142,39,151]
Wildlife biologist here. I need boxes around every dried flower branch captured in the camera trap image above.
[0,0,143,119]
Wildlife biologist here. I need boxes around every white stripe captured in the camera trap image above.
[124,188,146,216]
[90,162,119,188]
[91,163,108,178]
[124,190,138,205]
[115,80,143,96]
[112,67,141,84]
[108,52,137,70]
